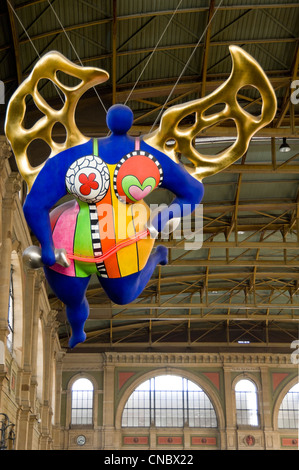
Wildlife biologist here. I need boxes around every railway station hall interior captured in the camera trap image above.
[0,0,299,451]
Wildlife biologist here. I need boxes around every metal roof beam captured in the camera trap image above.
[223,163,299,172]
[198,241,299,249]
[201,0,214,98]
[150,272,299,282]
[90,302,299,312]
[168,259,299,267]
[64,341,297,351]
[117,16,156,52]
[261,7,297,38]
[18,0,56,41]
[14,2,299,12]
[6,0,22,84]
[16,31,298,52]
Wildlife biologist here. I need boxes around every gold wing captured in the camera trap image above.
[144,45,277,181]
[5,51,109,191]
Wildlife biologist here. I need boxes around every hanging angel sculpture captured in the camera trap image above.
[5,46,276,347]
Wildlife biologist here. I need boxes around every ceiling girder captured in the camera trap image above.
[2,1,299,351]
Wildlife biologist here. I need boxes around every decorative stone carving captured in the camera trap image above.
[0,139,11,174]
[104,352,291,365]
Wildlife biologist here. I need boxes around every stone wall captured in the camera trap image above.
[1,137,298,451]
[58,351,299,451]
[0,137,60,450]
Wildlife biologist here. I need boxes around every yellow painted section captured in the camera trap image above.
[107,165,154,277]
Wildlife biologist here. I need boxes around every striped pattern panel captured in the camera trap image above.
[89,204,108,277]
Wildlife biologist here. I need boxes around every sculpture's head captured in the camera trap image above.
[106,104,133,135]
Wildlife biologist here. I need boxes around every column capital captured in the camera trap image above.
[0,139,12,171]
[34,269,45,291]
[23,267,37,280]
[0,140,12,202]
[4,172,22,198]
[55,350,66,363]
[44,309,60,335]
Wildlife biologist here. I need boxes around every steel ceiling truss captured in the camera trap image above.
[65,146,299,350]
[52,134,299,350]
[7,0,298,350]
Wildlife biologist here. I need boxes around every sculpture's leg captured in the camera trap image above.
[44,268,91,348]
[99,245,168,304]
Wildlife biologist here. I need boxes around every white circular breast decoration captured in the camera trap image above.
[65,155,110,203]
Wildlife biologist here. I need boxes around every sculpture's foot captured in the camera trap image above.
[69,331,87,349]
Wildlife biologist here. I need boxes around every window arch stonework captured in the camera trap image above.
[66,373,99,428]
[8,249,24,365]
[67,372,98,391]
[115,368,225,430]
[232,374,261,428]
[273,377,299,431]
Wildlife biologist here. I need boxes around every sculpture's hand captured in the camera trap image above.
[23,246,70,269]
[146,216,181,239]
[41,246,57,267]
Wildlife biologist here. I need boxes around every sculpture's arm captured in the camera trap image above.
[143,142,204,236]
[23,141,93,266]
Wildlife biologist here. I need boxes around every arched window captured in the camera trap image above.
[7,266,14,353]
[36,318,44,402]
[8,251,24,365]
[278,383,299,429]
[71,378,94,425]
[121,374,217,428]
[51,362,56,425]
[235,379,259,426]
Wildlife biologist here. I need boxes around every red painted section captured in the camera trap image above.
[282,438,298,447]
[118,371,135,390]
[203,372,220,390]
[191,436,217,445]
[157,436,182,445]
[123,436,148,445]
[272,372,289,390]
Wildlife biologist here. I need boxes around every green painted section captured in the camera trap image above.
[74,200,97,277]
